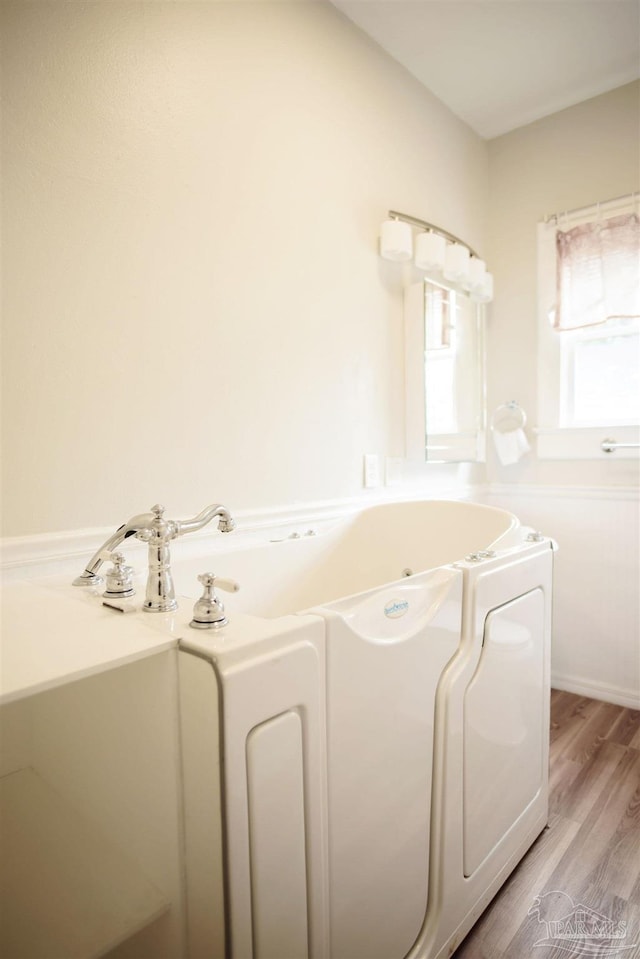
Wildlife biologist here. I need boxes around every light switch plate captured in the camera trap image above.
[363,454,381,488]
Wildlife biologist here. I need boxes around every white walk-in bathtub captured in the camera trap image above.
[176,500,554,959]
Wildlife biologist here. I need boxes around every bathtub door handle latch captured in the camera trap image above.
[190,572,240,630]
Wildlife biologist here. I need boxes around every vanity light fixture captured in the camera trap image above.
[380,217,413,261]
[474,271,494,303]
[443,241,470,284]
[415,231,447,271]
[465,256,487,293]
[379,210,494,303]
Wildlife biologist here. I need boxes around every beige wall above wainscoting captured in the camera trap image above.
[486,81,639,488]
[1,0,488,536]
[482,85,639,710]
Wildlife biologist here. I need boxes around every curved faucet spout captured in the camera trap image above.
[177,504,236,536]
[72,510,157,587]
[72,503,236,593]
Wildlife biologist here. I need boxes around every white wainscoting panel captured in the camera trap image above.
[480,485,640,709]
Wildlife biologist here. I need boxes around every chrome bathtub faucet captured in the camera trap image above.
[73,503,236,613]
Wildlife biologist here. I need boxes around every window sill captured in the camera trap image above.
[535,426,640,460]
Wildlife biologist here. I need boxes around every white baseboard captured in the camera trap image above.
[551,673,640,710]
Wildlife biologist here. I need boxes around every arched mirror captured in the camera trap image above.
[405,279,486,462]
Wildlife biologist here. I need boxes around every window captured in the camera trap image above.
[537,196,640,459]
[559,318,640,427]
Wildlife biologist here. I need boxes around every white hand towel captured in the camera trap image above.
[493,427,530,466]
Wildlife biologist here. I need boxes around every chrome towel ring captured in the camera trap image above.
[490,401,526,433]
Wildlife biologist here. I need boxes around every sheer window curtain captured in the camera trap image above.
[554,212,640,330]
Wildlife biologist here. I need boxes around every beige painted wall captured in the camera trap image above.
[485,83,640,707]
[486,81,640,487]
[1,0,488,536]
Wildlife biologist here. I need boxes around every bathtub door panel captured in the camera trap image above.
[463,588,546,877]
[246,711,309,959]
[321,569,463,959]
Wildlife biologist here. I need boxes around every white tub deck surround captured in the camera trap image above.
[0,499,555,959]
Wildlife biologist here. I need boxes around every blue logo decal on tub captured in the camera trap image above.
[384,598,409,619]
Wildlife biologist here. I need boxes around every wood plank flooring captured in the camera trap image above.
[455,690,640,959]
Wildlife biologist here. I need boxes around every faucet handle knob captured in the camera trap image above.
[103,551,135,598]
[190,572,240,630]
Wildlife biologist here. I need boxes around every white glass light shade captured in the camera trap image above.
[380,219,412,261]
[443,242,470,283]
[415,231,446,271]
[472,271,494,303]
[465,257,487,292]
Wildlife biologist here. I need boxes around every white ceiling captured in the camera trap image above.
[330,0,640,139]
